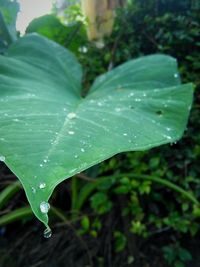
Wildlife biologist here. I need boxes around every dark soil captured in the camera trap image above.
[0,217,200,267]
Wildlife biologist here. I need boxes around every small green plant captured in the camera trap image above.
[162,242,192,267]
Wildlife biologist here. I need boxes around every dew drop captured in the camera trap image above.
[0,155,5,162]
[164,134,172,140]
[43,227,52,239]
[40,201,50,214]
[68,131,75,135]
[39,182,46,189]
[67,112,77,119]
[31,187,36,193]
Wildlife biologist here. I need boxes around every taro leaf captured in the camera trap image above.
[0,34,193,228]
[26,15,86,54]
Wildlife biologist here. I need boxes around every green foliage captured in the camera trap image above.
[114,231,127,252]
[0,0,19,52]
[26,14,87,54]
[162,243,192,267]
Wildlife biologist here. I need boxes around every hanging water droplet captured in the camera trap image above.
[67,112,77,119]
[68,131,75,135]
[0,155,5,162]
[43,227,52,238]
[40,201,50,214]
[39,182,46,189]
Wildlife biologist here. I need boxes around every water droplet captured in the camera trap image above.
[74,155,78,159]
[43,227,52,238]
[68,131,75,135]
[123,133,128,136]
[39,164,43,167]
[135,98,141,102]
[31,187,36,193]
[163,134,172,140]
[39,182,46,189]
[40,201,50,214]
[81,148,85,152]
[174,73,179,78]
[67,112,77,119]
[0,155,5,162]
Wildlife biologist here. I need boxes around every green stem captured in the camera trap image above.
[0,206,68,227]
[76,173,199,210]
[0,181,21,210]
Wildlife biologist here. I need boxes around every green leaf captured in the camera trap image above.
[0,0,19,48]
[0,34,193,228]
[26,15,86,53]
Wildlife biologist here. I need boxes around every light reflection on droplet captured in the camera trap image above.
[39,182,46,189]
[67,112,77,119]
[0,155,5,162]
[40,201,50,214]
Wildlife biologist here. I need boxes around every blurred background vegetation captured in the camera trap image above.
[0,0,200,266]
